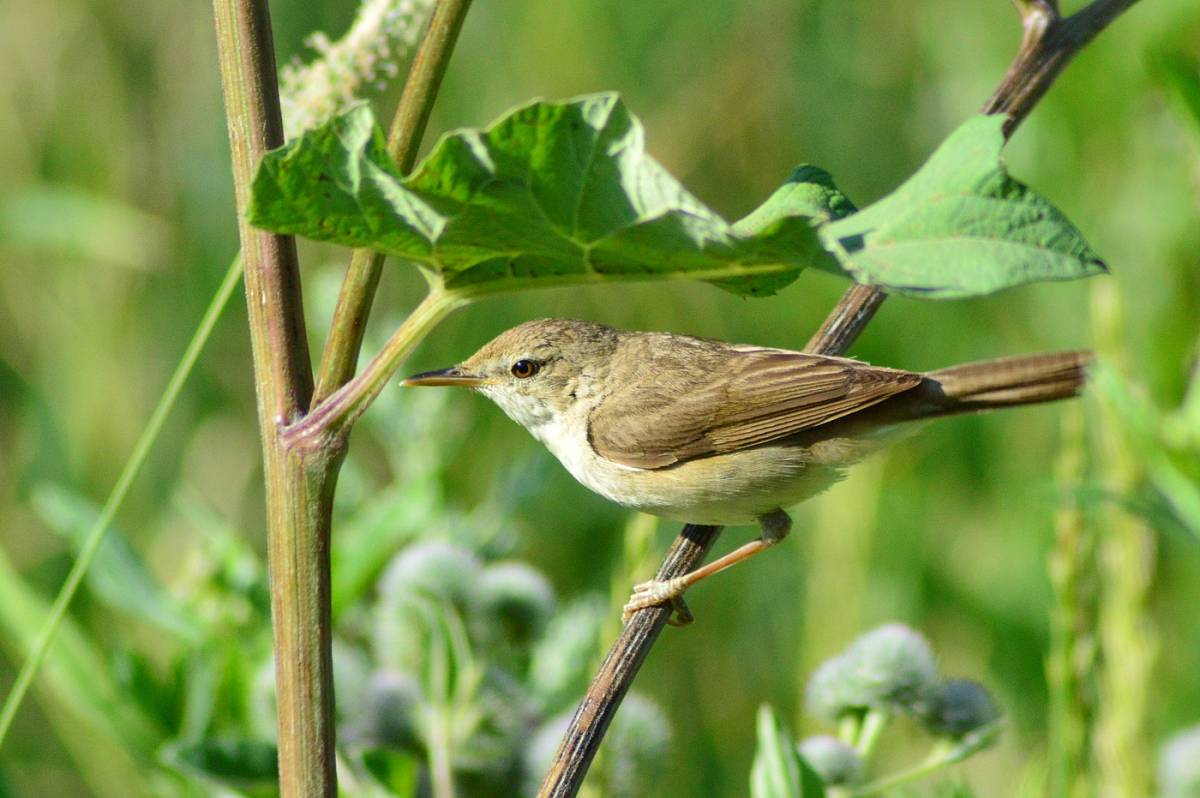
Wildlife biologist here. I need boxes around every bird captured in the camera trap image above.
[404,318,1090,624]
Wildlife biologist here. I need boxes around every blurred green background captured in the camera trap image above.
[1,0,1199,795]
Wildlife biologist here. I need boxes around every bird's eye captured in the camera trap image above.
[510,359,539,379]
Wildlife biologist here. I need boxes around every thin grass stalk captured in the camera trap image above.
[0,255,244,750]
[1091,281,1157,798]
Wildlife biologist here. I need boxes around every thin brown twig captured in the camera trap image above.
[535,2,1141,796]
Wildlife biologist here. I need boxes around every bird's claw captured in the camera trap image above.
[621,576,693,626]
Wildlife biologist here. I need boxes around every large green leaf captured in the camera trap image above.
[250,96,1105,299]
[31,483,201,642]
[250,94,830,297]
[820,114,1106,297]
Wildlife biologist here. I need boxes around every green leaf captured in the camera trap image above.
[820,114,1106,297]
[737,165,857,231]
[160,737,278,794]
[0,545,159,797]
[252,98,1103,300]
[30,483,202,642]
[250,94,829,297]
[751,705,826,798]
[359,748,421,795]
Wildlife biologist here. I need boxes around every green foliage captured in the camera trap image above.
[751,705,826,798]
[249,98,1103,299]
[159,738,279,795]
[3,0,1199,795]
[30,483,201,642]
[1090,363,1200,539]
[250,95,828,298]
[1149,51,1200,134]
[820,115,1106,297]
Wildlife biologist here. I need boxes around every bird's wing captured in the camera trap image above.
[588,347,923,469]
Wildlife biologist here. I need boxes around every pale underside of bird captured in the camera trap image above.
[406,318,1090,624]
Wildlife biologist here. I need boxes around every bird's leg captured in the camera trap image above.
[622,509,792,625]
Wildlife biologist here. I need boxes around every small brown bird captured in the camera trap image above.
[405,319,1089,624]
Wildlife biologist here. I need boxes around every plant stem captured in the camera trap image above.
[313,0,475,406]
[848,739,957,797]
[854,709,890,761]
[0,256,244,750]
[285,288,464,449]
[212,2,339,796]
[535,524,723,798]
[1091,282,1156,798]
[429,710,458,798]
[1047,403,1098,798]
[850,722,1003,797]
[849,745,953,797]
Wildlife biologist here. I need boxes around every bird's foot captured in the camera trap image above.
[622,576,694,626]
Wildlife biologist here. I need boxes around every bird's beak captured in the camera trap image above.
[403,366,488,388]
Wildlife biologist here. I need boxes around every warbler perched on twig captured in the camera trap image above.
[406,319,1089,624]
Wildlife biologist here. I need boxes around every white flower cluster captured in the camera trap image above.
[280,0,435,139]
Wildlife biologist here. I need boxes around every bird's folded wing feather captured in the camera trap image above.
[588,347,922,469]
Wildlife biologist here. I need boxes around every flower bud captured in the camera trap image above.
[372,542,483,672]
[1159,724,1200,798]
[475,561,555,644]
[523,712,573,795]
[355,669,423,751]
[377,540,482,609]
[919,679,1001,738]
[797,735,863,786]
[529,597,606,708]
[603,692,673,798]
[806,623,939,720]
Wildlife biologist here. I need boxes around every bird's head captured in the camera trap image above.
[404,319,622,430]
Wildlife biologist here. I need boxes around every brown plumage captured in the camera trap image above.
[405,319,1091,623]
[589,339,1089,469]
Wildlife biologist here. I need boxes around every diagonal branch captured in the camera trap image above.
[312,0,474,406]
[535,2,1142,796]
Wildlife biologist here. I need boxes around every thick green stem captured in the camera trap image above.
[313,0,475,406]
[212,1,338,796]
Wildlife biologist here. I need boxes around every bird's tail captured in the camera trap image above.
[914,350,1092,418]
